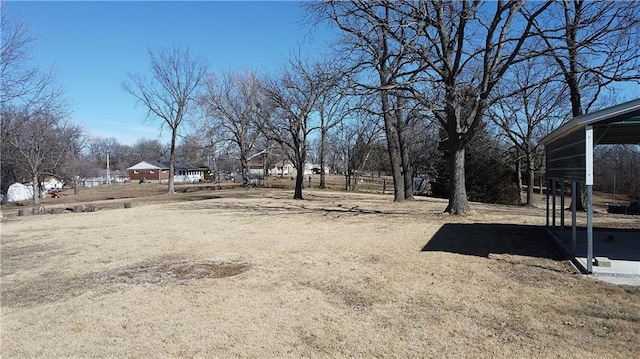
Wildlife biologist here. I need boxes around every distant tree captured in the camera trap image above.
[131,138,167,164]
[6,108,82,204]
[1,106,26,197]
[313,60,350,189]
[259,58,324,199]
[87,137,134,172]
[61,132,90,195]
[188,121,226,179]
[594,145,640,199]
[199,70,261,184]
[123,46,207,194]
[175,134,206,167]
[329,100,383,191]
[407,116,439,181]
[87,137,118,167]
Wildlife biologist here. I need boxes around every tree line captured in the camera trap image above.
[2,1,639,210]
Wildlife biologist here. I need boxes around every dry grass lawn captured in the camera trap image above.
[1,181,639,358]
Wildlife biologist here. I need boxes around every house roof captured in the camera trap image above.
[126,161,204,171]
[126,161,168,171]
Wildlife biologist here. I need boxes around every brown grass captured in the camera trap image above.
[1,179,639,358]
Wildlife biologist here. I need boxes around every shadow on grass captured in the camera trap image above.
[422,223,566,261]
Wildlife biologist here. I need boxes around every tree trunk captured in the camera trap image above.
[240,150,249,186]
[32,173,40,205]
[294,149,305,200]
[395,95,414,201]
[168,127,177,194]
[526,152,535,207]
[445,142,470,214]
[319,129,327,189]
[380,90,404,202]
[353,170,359,191]
[398,126,413,200]
[294,164,304,199]
[516,157,523,192]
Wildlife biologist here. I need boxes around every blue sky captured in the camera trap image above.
[6,0,334,145]
[6,1,639,147]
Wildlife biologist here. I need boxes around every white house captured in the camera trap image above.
[268,160,295,176]
[265,161,330,177]
[41,176,64,191]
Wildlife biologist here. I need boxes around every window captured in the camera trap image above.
[133,170,139,174]
[150,170,155,174]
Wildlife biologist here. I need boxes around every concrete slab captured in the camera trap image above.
[548,227,640,286]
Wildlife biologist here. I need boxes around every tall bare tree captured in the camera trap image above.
[1,3,71,201]
[1,4,59,113]
[199,70,261,184]
[1,4,35,106]
[389,0,552,214]
[533,0,640,210]
[259,59,324,200]
[310,0,417,202]
[489,58,569,206]
[123,46,207,194]
[534,1,640,118]
[314,61,349,189]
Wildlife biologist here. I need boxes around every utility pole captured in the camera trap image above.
[106,153,111,185]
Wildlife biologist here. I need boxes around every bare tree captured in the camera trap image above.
[489,58,569,206]
[389,0,552,214]
[259,59,324,200]
[332,107,383,191]
[199,70,261,184]
[1,3,72,201]
[64,132,90,195]
[123,46,207,194]
[0,4,60,114]
[314,61,349,189]
[131,138,168,164]
[534,1,640,117]
[310,0,417,202]
[533,0,640,210]
[1,4,36,106]
[6,108,82,204]
[594,145,640,199]
[176,134,207,167]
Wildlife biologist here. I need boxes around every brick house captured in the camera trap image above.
[127,161,207,183]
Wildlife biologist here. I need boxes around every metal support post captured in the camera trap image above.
[571,181,577,255]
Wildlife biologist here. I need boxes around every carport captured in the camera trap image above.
[541,98,640,274]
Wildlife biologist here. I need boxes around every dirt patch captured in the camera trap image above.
[90,259,251,285]
[2,259,250,308]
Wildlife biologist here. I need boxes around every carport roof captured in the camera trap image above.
[542,98,640,274]
[541,98,640,146]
